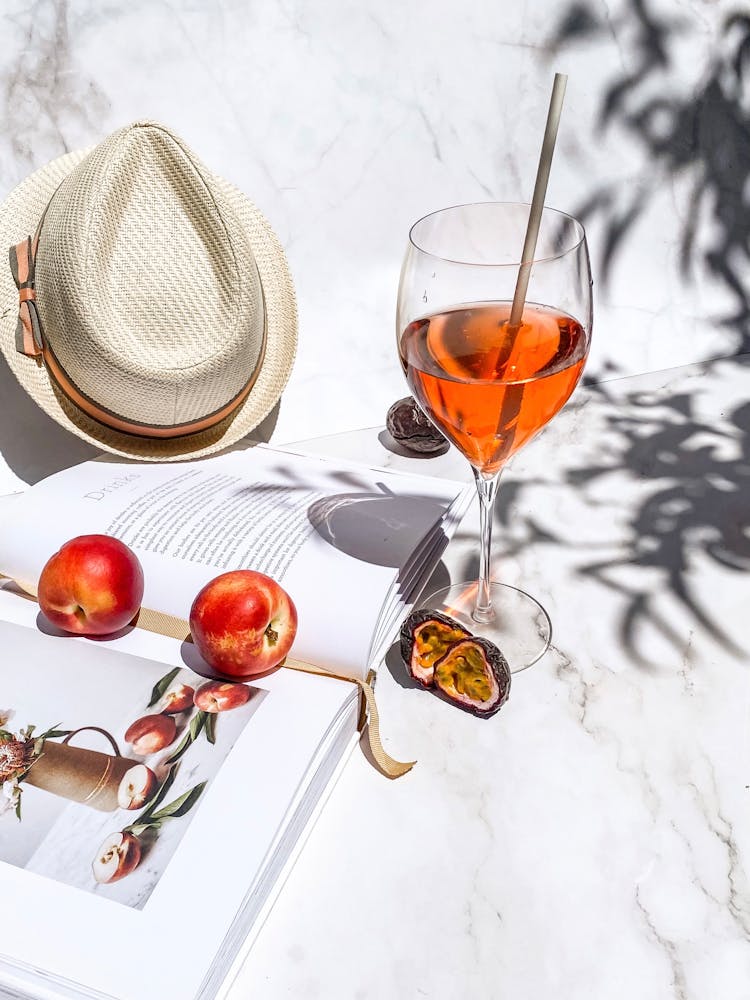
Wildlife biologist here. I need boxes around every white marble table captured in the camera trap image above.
[227,355,748,1000]
[1,1,748,996]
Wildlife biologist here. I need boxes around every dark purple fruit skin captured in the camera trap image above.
[386,397,447,454]
[433,635,511,718]
[399,609,471,686]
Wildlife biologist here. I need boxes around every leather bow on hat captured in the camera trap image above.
[9,236,43,360]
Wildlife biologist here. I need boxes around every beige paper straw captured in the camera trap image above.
[509,72,568,328]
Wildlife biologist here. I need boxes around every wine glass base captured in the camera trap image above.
[419,581,551,674]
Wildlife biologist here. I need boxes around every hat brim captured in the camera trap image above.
[0,147,297,461]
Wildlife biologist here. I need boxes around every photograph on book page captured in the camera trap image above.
[0,619,265,910]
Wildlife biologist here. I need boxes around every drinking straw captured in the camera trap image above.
[509,72,568,328]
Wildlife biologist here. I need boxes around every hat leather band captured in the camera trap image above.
[10,236,266,440]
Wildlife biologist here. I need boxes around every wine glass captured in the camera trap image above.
[396,202,592,672]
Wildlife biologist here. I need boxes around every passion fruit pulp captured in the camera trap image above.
[400,609,471,687]
[433,636,511,718]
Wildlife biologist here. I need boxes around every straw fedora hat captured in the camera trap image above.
[0,121,297,460]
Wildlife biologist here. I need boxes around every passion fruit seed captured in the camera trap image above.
[433,636,511,718]
[400,609,470,687]
[386,397,447,454]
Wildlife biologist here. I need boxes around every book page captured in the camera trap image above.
[0,617,358,1000]
[0,446,469,679]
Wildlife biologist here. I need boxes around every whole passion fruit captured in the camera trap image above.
[386,397,447,454]
[400,609,471,687]
[433,636,511,718]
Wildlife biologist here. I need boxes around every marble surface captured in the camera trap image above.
[244,354,750,1000]
[0,0,748,997]
[1,0,749,482]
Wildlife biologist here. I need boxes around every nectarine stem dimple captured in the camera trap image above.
[265,624,279,646]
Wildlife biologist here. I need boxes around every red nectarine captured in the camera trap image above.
[189,570,297,678]
[38,534,144,636]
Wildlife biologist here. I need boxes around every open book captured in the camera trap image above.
[0,445,472,1000]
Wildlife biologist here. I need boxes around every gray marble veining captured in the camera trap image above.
[0,1,748,996]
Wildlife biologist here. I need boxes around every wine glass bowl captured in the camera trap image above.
[396,202,592,672]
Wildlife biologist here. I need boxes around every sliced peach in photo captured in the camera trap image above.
[117,764,158,810]
[92,831,142,883]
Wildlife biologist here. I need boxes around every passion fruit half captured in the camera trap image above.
[433,636,511,717]
[400,609,471,687]
[386,397,447,454]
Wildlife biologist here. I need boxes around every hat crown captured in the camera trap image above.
[35,122,265,428]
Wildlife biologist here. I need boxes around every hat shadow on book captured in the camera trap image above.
[0,349,281,485]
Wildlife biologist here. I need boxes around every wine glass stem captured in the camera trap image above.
[472,469,501,624]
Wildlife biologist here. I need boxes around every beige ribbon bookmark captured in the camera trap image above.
[1,579,415,780]
[133,606,415,779]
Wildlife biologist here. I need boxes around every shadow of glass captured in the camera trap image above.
[308,490,448,568]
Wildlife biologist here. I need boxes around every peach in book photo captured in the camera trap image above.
[0,626,265,910]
